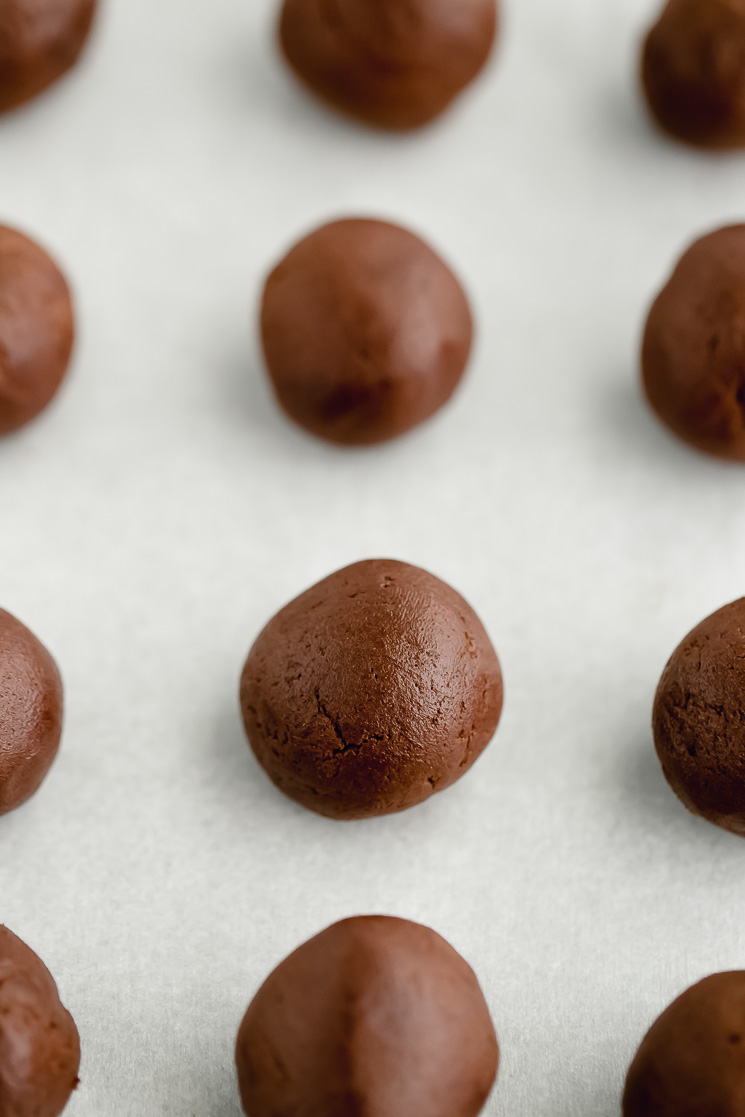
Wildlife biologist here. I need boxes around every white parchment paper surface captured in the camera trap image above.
[2,0,745,1113]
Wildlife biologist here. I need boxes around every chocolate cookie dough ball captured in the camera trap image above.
[236,915,499,1117]
[240,559,503,820]
[641,226,745,459]
[652,597,745,836]
[260,218,473,446]
[624,972,745,1117]
[0,608,63,816]
[642,0,745,148]
[0,925,80,1117]
[0,0,97,113]
[0,226,75,435]
[278,0,498,131]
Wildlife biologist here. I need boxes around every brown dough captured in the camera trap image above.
[642,0,745,149]
[260,218,473,446]
[240,559,503,820]
[278,0,498,131]
[235,915,499,1117]
[624,972,745,1117]
[0,608,63,816]
[0,0,97,113]
[0,925,80,1117]
[642,225,745,460]
[653,597,745,836]
[0,225,74,436]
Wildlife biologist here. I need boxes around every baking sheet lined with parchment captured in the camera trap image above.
[2,0,745,1113]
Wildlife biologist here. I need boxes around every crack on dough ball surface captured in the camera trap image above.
[240,559,503,819]
[235,915,499,1117]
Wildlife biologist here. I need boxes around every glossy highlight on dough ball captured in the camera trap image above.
[653,597,745,837]
[0,0,97,113]
[0,925,80,1117]
[642,226,745,460]
[278,0,498,130]
[0,608,63,816]
[260,218,473,446]
[624,972,745,1117]
[235,915,499,1117]
[0,225,75,435]
[642,0,745,149]
[240,559,503,820]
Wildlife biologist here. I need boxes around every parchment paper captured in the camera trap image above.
[2,0,745,1112]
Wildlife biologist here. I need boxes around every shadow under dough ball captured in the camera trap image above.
[642,0,745,148]
[624,972,745,1117]
[260,218,473,446]
[642,225,745,460]
[0,608,63,816]
[235,915,499,1117]
[0,925,80,1117]
[0,0,97,113]
[0,225,74,435]
[240,559,503,820]
[652,597,745,836]
[278,0,498,130]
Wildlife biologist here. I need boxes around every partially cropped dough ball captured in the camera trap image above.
[0,925,80,1117]
[0,0,98,114]
[642,226,745,460]
[235,915,499,1117]
[0,608,63,815]
[642,0,745,148]
[653,597,745,836]
[278,0,498,130]
[0,225,75,436]
[240,559,503,819]
[260,218,473,446]
[624,972,745,1117]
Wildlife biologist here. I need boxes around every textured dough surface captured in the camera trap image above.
[240,559,503,819]
[653,597,745,835]
[0,608,63,816]
[0,925,80,1117]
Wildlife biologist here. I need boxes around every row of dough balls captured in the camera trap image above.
[4,558,745,833]
[1,912,743,1117]
[3,216,745,458]
[4,0,745,151]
